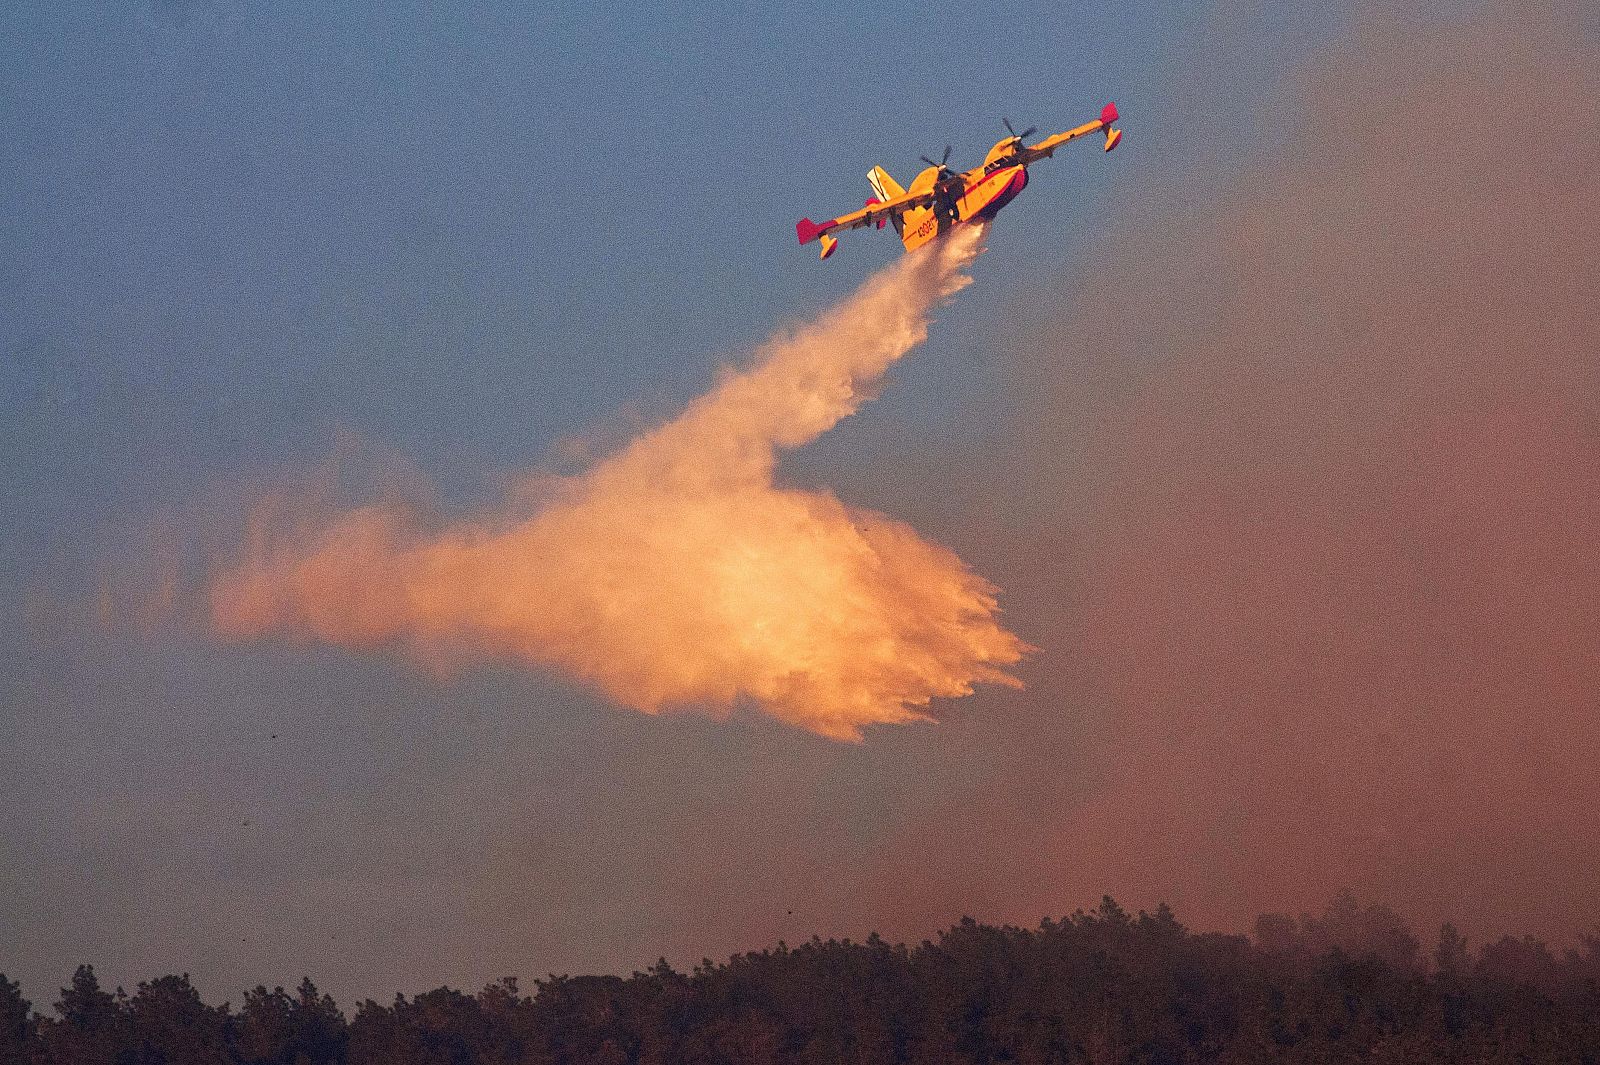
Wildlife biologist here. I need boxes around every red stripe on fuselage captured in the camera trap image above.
[961,164,1028,222]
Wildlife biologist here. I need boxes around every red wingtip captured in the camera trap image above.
[796,217,826,245]
[1101,101,1119,125]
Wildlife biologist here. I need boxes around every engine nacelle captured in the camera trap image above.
[983,136,1022,169]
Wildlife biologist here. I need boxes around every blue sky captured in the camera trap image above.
[3,0,1317,544]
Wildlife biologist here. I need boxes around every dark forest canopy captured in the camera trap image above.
[5,896,1600,1064]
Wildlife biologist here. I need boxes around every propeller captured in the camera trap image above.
[1002,117,1038,143]
[919,145,954,173]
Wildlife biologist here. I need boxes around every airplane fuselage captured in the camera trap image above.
[898,162,1030,253]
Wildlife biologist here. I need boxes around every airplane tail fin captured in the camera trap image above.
[867,166,906,202]
[867,167,906,236]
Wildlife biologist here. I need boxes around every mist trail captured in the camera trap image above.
[212,224,1027,740]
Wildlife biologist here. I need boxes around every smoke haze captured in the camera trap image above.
[211,225,1027,740]
[984,1,1600,937]
[13,0,1600,1008]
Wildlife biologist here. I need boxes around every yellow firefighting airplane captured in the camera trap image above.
[796,103,1122,259]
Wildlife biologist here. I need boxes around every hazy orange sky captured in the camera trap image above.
[5,0,1597,1004]
[976,0,1600,939]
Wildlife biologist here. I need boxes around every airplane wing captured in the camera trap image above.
[796,185,937,258]
[1017,102,1122,164]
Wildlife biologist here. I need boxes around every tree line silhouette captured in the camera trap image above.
[4,895,1598,1064]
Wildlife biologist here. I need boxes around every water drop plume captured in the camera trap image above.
[212,225,1028,739]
